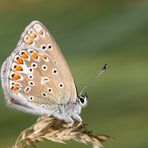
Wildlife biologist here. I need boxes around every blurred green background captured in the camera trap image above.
[0,0,148,148]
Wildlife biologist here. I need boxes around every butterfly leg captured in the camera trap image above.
[65,116,74,127]
[73,114,82,127]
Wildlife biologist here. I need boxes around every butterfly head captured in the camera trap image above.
[78,93,88,108]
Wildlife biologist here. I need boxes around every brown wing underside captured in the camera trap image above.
[6,21,77,109]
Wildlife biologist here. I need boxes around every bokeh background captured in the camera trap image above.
[0,0,148,148]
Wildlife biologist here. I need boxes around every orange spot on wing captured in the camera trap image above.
[14,83,20,87]
[12,73,20,80]
[38,29,44,35]
[11,86,19,91]
[41,54,47,59]
[15,65,23,71]
[31,33,37,38]
[25,36,33,45]
[17,58,23,64]
[32,52,38,59]
[29,30,37,38]
[22,53,28,59]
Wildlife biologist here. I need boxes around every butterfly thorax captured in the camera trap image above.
[52,95,87,125]
[53,100,80,118]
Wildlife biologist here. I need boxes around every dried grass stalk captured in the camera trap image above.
[13,115,110,148]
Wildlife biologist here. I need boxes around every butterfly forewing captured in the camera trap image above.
[19,21,76,102]
[2,21,77,112]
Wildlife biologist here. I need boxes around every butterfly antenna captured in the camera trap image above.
[79,64,108,96]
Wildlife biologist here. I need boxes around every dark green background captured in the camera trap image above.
[0,0,148,148]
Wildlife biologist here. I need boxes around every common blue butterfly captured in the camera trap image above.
[1,21,107,127]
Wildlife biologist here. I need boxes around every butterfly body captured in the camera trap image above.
[1,21,88,126]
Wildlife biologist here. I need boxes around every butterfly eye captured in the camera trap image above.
[29,96,34,101]
[31,63,37,68]
[42,65,47,71]
[59,83,64,88]
[52,68,58,75]
[78,95,88,108]
[80,97,84,103]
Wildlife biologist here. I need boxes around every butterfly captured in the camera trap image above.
[1,21,89,127]
[1,21,108,127]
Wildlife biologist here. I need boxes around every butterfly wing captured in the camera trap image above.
[1,21,77,114]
